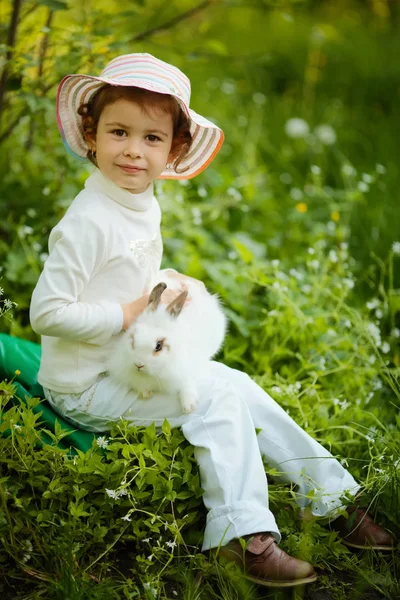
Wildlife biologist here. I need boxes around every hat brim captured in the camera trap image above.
[56,74,224,179]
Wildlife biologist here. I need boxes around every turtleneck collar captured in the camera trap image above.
[84,168,154,212]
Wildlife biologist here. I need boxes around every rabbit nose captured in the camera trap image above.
[135,363,144,370]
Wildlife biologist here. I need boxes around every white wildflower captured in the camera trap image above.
[19,225,34,238]
[106,489,118,499]
[4,299,13,309]
[285,118,309,139]
[271,386,282,395]
[27,208,37,218]
[142,537,152,543]
[314,124,337,145]
[344,319,351,328]
[40,252,49,262]
[271,259,280,268]
[373,379,383,391]
[368,354,377,365]
[333,398,340,406]
[341,458,349,468]
[32,242,42,252]
[340,242,349,251]
[227,187,242,201]
[165,540,177,550]
[307,247,315,254]
[327,221,336,233]
[339,399,350,410]
[376,163,386,174]
[106,488,127,500]
[381,341,390,354]
[327,329,337,337]
[329,250,338,263]
[276,271,288,280]
[391,327,400,338]
[366,298,380,310]
[375,308,383,319]
[362,173,372,183]
[13,424,22,431]
[42,186,51,196]
[290,187,303,201]
[0,287,3,296]
[310,260,320,269]
[228,251,236,260]
[343,278,355,289]
[357,181,369,193]
[268,309,279,316]
[272,282,281,290]
[391,241,400,255]
[311,165,321,175]
[173,592,178,597]
[342,164,356,177]
[147,554,154,562]
[96,436,109,449]
[221,80,236,95]
[289,268,304,280]
[122,514,132,522]
[302,284,311,294]
[253,92,266,105]
[164,522,170,530]
[144,582,157,598]
[366,322,382,347]
[197,186,207,198]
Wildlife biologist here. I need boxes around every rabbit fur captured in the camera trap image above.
[108,273,227,413]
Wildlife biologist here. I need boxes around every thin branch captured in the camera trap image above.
[128,0,214,43]
[0,0,23,126]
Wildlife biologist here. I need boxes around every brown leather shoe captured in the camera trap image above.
[216,533,317,588]
[332,507,395,551]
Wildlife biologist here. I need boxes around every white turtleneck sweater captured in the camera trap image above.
[30,168,164,393]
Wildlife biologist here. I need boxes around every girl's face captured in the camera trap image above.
[90,98,174,194]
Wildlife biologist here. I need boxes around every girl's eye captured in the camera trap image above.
[146,134,161,142]
[112,129,126,137]
[155,340,164,352]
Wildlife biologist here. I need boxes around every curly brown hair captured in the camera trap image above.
[77,84,193,174]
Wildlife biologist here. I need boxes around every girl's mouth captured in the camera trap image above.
[118,165,144,174]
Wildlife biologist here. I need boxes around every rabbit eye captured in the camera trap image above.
[155,340,164,352]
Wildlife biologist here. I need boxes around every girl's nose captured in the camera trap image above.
[123,139,143,158]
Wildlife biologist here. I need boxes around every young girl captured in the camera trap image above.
[30,53,393,588]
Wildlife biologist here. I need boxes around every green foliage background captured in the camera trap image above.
[0,0,399,598]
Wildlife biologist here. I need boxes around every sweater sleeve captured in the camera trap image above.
[30,213,123,345]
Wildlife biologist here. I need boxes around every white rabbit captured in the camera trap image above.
[108,273,227,413]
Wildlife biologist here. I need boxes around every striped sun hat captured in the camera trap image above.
[56,53,224,179]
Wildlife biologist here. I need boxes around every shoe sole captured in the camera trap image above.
[342,540,394,551]
[244,573,318,588]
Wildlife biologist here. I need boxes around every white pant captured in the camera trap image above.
[44,361,359,550]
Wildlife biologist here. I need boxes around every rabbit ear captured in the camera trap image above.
[147,282,167,312]
[166,290,188,318]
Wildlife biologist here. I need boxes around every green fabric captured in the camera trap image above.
[0,333,99,452]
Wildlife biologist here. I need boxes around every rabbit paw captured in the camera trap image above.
[180,395,198,414]
[139,389,153,400]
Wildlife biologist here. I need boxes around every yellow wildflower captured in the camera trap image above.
[330,211,340,222]
[15,370,21,376]
[296,202,308,213]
